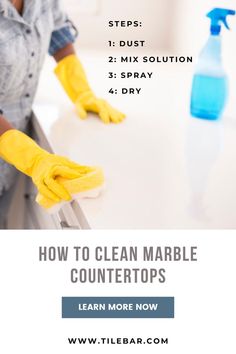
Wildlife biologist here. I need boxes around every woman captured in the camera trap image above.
[0,0,125,227]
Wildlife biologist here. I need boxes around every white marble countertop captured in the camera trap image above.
[34,50,236,229]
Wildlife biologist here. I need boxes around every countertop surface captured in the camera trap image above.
[34,50,236,229]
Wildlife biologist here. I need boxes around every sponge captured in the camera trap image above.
[36,166,105,214]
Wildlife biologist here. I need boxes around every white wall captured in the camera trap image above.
[63,0,236,63]
[63,0,174,51]
[172,0,236,56]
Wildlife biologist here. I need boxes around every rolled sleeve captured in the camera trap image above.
[49,20,78,56]
[49,0,78,55]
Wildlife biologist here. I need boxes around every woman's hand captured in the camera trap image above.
[0,130,103,203]
[75,91,125,124]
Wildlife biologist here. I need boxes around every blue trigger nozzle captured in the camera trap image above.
[207,8,235,35]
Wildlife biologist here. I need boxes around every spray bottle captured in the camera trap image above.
[190,8,235,120]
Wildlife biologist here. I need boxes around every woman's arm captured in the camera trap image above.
[0,115,14,136]
[53,43,75,63]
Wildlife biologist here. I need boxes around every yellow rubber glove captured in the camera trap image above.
[0,130,89,203]
[55,54,125,124]
[36,166,104,212]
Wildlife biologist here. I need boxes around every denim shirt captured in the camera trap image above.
[0,0,77,195]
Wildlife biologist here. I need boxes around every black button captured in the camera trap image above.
[28,74,33,78]
[31,52,35,57]
[26,29,31,34]
[25,93,30,98]
[0,109,3,115]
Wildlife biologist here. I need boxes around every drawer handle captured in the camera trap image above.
[60,221,80,230]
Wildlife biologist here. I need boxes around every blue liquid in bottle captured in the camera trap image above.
[190,74,228,120]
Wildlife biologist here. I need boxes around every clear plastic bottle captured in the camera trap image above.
[190,8,235,120]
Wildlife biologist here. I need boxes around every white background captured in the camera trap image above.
[64,0,236,58]
[0,231,235,353]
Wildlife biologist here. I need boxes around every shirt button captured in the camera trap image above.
[26,29,31,34]
[25,93,30,98]
[28,74,33,78]
[0,109,3,115]
[31,52,35,57]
